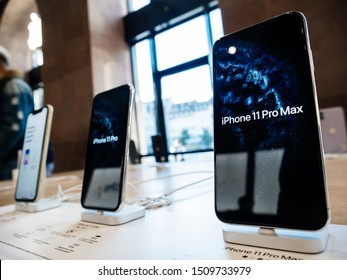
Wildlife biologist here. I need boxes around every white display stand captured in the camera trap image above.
[15,198,61,213]
[81,204,145,225]
[222,223,329,253]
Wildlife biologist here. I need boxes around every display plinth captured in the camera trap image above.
[81,204,145,225]
[15,198,61,213]
[222,224,329,253]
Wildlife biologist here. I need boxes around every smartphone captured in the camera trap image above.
[81,84,134,211]
[213,12,329,230]
[320,106,347,153]
[15,105,54,202]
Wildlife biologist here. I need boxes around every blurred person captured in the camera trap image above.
[0,45,34,180]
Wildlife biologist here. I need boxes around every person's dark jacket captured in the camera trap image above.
[0,70,34,179]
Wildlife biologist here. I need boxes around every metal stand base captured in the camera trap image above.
[81,204,145,225]
[222,224,329,253]
[15,198,61,213]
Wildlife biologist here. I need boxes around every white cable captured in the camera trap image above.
[52,183,82,202]
[126,181,141,195]
[162,176,213,197]
[126,175,213,210]
[129,170,213,186]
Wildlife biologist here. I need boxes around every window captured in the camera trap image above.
[127,1,223,158]
[27,12,44,110]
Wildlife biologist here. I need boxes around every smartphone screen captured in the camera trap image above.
[15,106,52,202]
[213,12,329,230]
[81,84,134,211]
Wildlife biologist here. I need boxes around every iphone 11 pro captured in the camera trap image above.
[81,84,134,212]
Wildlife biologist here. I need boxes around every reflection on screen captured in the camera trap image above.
[81,86,131,211]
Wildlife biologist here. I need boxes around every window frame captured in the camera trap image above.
[127,2,221,159]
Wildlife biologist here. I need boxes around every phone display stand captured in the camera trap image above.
[222,223,329,253]
[81,204,145,226]
[15,198,61,213]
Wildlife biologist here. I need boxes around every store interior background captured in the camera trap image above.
[0,0,346,174]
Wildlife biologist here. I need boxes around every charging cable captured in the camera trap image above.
[126,172,213,209]
[54,184,82,202]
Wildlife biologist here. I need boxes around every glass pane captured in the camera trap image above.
[129,0,150,12]
[210,8,224,43]
[132,40,157,154]
[161,65,213,153]
[155,16,209,71]
[133,40,154,103]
